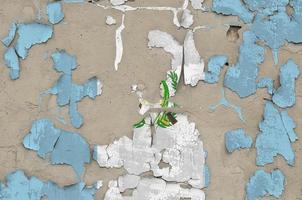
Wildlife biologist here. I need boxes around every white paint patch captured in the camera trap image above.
[183,30,205,86]
[105,177,206,200]
[110,0,128,6]
[114,14,125,70]
[97,79,103,95]
[148,30,183,97]
[106,16,117,25]
[180,9,194,28]
[190,0,205,10]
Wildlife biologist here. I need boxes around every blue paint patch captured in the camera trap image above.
[204,55,228,84]
[272,59,300,108]
[0,170,44,200]
[43,181,96,200]
[46,50,100,128]
[246,169,285,200]
[4,48,20,80]
[47,2,65,25]
[224,31,265,97]
[243,0,289,12]
[257,77,274,95]
[0,170,98,200]
[92,145,98,161]
[51,132,90,179]
[212,0,254,23]
[23,119,91,179]
[15,23,53,59]
[256,102,297,166]
[210,88,245,122]
[225,128,252,153]
[204,165,210,188]
[1,23,17,47]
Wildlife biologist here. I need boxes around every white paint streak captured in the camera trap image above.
[180,9,194,28]
[114,14,125,71]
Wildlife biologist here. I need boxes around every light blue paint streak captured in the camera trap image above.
[212,0,254,23]
[243,0,289,13]
[1,23,17,47]
[257,77,274,95]
[204,165,210,188]
[224,31,265,98]
[0,170,44,200]
[272,59,300,108]
[23,119,91,179]
[256,102,297,166]
[210,88,245,122]
[4,48,20,80]
[46,50,99,128]
[47,2,65,25]
[246,169,285,200]
[225,128,252,153]
[204,55,228,84]
[15,23,53,59]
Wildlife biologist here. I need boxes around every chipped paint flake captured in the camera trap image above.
[225,128,252,153]
[47,2,65,25]
[272,59,300,108]
[23,119,91,179]
[4,47,20,80]
[183,30,205,86]
[224,31,265,98]
[256,102,297,166]
[204,55,228,84]
[1,23,17,47]
[45,50,102,128]
[114,14,125,70]
[110,0,128,6]
[106,16,117,25]
[210,88,245,122]
[15,23,53,59]
[246,169,285,200]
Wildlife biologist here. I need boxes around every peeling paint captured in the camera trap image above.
[114,14,125,70]
[190,0,205,10]
[224,31,265,98]
[47,2,65,25]
[4,48,20,80]
[183,30,205,86]
[45,50,102,128]
[15,23,53,59]
[257,77,274,95]
[212,0,254,23]
[256,102,297,166]
[180,9,194,28]
[106,16,117,25]
[272,59,300,108]
[0,170,99,200]
[105,177,205,200]
[210,88,245,122]
[225,128,252,153]
[1,23,17,47]
[204,55,228,84]
[23,119,91,179]
[246,169,285,200]
[148,30,182,97]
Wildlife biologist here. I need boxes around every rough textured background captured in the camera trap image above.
[0,0,302,199]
